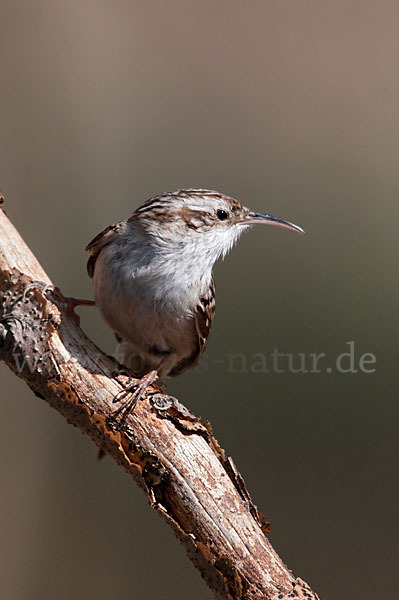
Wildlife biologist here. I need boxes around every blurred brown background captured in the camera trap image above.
[1,2,398,598]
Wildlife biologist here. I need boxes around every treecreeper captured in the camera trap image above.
[85,188,304,421]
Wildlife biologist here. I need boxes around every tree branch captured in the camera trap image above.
[0,201,320,600]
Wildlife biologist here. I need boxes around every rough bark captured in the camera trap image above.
[0,200,320,600]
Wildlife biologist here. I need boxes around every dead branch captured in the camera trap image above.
[0,201,320,600]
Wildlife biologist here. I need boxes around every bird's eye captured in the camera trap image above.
[216,209,228,221]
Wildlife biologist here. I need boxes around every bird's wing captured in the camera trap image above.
[85,223,122,278]
[169,276,216,378]
[195,275,216,356]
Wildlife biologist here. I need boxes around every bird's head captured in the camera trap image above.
[129,188,304,265]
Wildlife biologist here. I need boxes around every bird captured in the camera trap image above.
[85,188,304,420]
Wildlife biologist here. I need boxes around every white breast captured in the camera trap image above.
[91,232,211,375]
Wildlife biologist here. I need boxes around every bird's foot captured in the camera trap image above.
[108,369,159,427]
[23,281,95,324]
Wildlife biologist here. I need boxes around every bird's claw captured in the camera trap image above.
[23,281,94,325]
[108,370,160,427]
[23,281,57,301]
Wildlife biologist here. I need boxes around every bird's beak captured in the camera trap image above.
[241,211,305,234]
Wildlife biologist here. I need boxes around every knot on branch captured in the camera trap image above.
[0,273,56,378]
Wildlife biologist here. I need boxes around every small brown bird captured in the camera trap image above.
[86,189,304,419]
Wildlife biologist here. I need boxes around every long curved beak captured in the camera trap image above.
[242,211,305,234]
